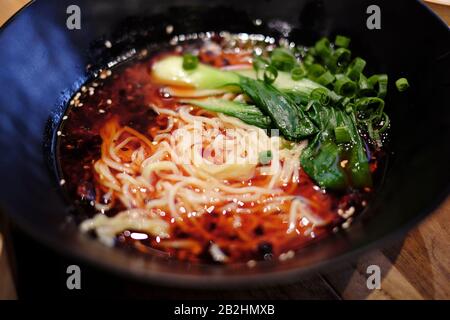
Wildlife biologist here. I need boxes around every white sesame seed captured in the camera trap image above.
[165,25,174,34]
[247,260,257,268]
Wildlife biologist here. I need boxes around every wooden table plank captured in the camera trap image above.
[321,196,450,300]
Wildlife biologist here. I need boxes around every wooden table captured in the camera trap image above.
[0,0,449,300]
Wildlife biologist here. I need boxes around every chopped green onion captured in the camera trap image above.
[182,53,199,70]
[368,74,388,98]
[334,126,351,143]
[258,150,273,165]
[263,65,278,84]
[270,48,297,71]
[310,87,331,106]
[304,100,315,111]
[377,112,390,133]
[317,71,335,86]
[345,103,355,114]
[330,48,351,72]
[253,56,269,72]
[340,96,352,107]
[291,66,306,80]
[307,63,326,78]
[314,38,332,59]
[334,77,357,96]
[395,77,409,92]
[303,54,315,66]
[358,74,373,96]
[335,35,351,48]
[346,57,366,81]
[355,97,385,120]
[366,121,381,146]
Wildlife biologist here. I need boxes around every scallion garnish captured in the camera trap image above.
[334,77,357,96]
[335,35,351,48]
[346,57,366,81]
[377,112,390,133]
[258,150,273,165]
[330,48,351,72]
[307,63,326,78]
[263,65,278,84]
[368,74,388,98]
[310,87,331,106]
[317,71,335,86]
[291,66,306,81]
[395,77,409,92]
[303,54,315,66]
[182,53,199,70]
[253,56,269,72]
[355,97,385,119]
[270,48,296,71]
[314,38,332,59]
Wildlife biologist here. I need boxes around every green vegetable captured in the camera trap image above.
[182,53,199,70]
[301,104,372,189]
[335,35,351,48]
[263,65,278,84]
[307,63,326,78]
[368,74,388,98]
[239,76,318,140]
[270,48,297,71]
[181,98,272,129]
[310,87,331,106]
[152,56,240,89]
[334,76,357,96]
[334,126,351,143]
[291,66,306,80]
[329,48,351,72]
[301,137,348,190]
[316,71,335,86]
[258,150,273,165]
[346,57,366,81]
[395,77,410,92]
[314,38,332,60]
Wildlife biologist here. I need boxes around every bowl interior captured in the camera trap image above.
[0,0,449,287]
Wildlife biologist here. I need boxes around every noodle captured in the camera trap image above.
[83,104,321,259]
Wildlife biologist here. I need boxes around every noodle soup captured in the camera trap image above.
[57,33,387,264]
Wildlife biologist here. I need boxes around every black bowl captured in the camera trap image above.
[0,0,449,288]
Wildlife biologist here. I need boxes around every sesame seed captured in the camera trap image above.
[342,218,353,229]
[165,25,174,34]
[104,40,112,48]
[247,260,257,268]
